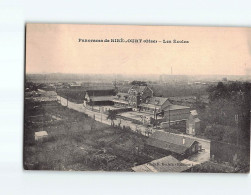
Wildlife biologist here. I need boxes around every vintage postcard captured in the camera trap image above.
[24,24,250,173]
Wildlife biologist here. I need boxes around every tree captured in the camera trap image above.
[204,125,224,141]
[208,82,230,102]
[205,82,251,146]
[107,110,117,127]
[130,81,147,86]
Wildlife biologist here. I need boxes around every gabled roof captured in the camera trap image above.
[190,110,198,116]
[140,103,161,110]
[164,105,190,111]
[113,99,129,104]
[140,97,171,109]
[128,85,148,94]
[85,86,115,91]
[147,138,188,154]
[150,131,196,147]
[140,97,172,110]
[146,131,198,154]
[132,155,190,172]
[194,118,201,123]
[147,96,170,106]
[89,96,116,102]
[35,131,48,137]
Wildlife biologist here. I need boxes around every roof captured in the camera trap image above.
[132,155,190,172]
[164,104,190,111]
[35,131,48,137]
[85,86,115,91]
[113,99,129,104]
[190,110,198,116]
[141,97,171,109]
[117,92,129,96]
[128,85,148,94]
[146,131,198,154]
[147,97,170,106]
[147,138,189,154]
[90,96,116,102]
[194,118,201,123]
[140,103,161,110]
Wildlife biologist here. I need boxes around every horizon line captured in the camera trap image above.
[26,72,250,76]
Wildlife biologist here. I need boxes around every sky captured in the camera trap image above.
[26,24,251,75]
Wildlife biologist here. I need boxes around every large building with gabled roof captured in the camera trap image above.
[139,96,172,113]
[186,110,201,135]
[111,84,191,125]
[84,86,116,106]
[146,130,200,160]
[127,85,153,109]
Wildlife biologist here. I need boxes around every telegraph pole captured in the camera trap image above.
[169,108,171,131]
[67,93,68,107]
[42,106,45,132]
[101,107,102,122]
[235,114,239,146]
[92,91,94,111]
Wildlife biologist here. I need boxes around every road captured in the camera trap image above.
[57,95,210,147]
[57,96,151,135]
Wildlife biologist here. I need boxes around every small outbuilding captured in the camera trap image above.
[145,130,200,160]
[35,131,48,142]
[186,110,200,135]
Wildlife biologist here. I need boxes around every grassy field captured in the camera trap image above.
[24,101,158,171]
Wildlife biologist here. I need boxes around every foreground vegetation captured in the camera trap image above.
[24,101,159,171]
[196,82,250,147]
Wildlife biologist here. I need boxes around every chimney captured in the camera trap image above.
[182,137,185,145]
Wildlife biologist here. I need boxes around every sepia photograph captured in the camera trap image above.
[24,24,250,173]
